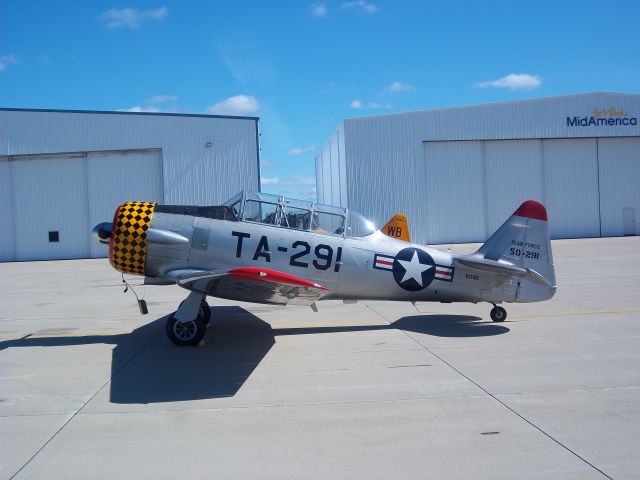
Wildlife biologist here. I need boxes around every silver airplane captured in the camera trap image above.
[92,191,556,346]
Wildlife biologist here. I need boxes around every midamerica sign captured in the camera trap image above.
[567,106,637,127]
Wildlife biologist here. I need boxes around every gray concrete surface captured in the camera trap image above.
[1,237,639,479]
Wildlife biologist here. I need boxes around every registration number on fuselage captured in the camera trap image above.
[232,231,343,272]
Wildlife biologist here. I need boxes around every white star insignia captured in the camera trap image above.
[397,251,432,286]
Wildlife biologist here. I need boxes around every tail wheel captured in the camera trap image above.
[490,306,507,322]
[166,308,208,346]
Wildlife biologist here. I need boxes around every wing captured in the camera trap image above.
[163,267,330,306]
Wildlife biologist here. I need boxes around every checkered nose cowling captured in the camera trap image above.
[109,201,157,275]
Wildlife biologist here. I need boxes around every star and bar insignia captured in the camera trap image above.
[374,248,454,291]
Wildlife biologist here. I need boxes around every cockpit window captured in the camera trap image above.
[243,200,280,225]
[346,211,377,237]
[222,192,244,220]
[280,206,311,230]
[312,211,345,236]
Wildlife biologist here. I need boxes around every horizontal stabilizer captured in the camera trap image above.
[455,256,526,275]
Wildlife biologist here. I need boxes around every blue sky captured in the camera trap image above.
[2,0,639,199]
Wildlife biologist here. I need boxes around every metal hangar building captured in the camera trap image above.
[0,109,260,262]
[315,92,640,245]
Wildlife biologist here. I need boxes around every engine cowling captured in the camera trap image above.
[108,201,157,275]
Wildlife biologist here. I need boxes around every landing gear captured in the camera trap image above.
[490,305,507,322]
[166,297,211,346]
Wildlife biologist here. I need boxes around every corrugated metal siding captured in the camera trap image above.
[484,140,544,235]
[0,161,14,261]
[0,110,259,206]
[316,124,346,207]
[87,150,163,257]
[0,110,259,261]
[338,124,348,207]
[542,138,600,238]
[315,154,324,204]
[598,137,640,236]
[13,156,90,260]
[424,141,485,244]
[317,93,640,243]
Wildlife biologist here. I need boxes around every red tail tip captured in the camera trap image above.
[513,200,547,221]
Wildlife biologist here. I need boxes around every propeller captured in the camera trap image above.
[91,222,112,245]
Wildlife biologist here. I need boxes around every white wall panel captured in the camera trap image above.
[542,139,600,238]
[338,124,347,207]
[87,150,163,257]
[423,141,485,243]
[13,157,89,260]
[330,133,341,206]
[0,161,15,261]
[484,140,544,235]
[598,137,640,236]
[316,92,639,243]
[0,110,259,206]
[315,154,323,204]
[0,110,259,261]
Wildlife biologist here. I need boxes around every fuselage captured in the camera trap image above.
[142,207,516,305]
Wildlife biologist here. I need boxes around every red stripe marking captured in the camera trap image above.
[513,200,547,221]
[229,267,330,291]
[436,269,452,276]
[376,259,394,265]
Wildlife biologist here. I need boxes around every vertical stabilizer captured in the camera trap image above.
[381,213,410,242]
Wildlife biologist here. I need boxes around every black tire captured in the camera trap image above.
[490,306,507,322]
[200,300,211,326]
[166,311,207,346]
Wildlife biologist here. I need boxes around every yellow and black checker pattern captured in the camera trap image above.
[109,201,157,275]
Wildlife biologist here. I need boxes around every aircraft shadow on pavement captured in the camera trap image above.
[0,307,507,404]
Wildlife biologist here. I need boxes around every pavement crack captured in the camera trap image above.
[8,327,159,480]
[363,302,614,480]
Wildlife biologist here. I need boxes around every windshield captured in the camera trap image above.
[346,211,377,237]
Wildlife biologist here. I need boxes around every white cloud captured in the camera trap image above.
[350,99,392,110]
[261,177,281,185]
[368,102,392,109]
[117,106,161,113]
[341,1,378,13]
[101,7,168,29]
[310,3,327,17]
[261,175,316,186]
[287,145,315,156]
[260,159,280,170]
[206,95,261,116]
[383,81,416,95]
[476,73,542,90]
[0,54,17,71]
[147,94,177,104]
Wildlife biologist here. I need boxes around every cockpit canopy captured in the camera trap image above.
[222,191,376,238]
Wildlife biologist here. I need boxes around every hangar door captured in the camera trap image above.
[1,149,163,261]
[424,138,601,242]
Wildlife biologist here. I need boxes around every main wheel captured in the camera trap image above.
[166,311,207,346]
[490,306,507,322]
[178,298,211,326]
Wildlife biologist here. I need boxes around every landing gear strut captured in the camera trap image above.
[166,297,211,346]
[490,305,507,323]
